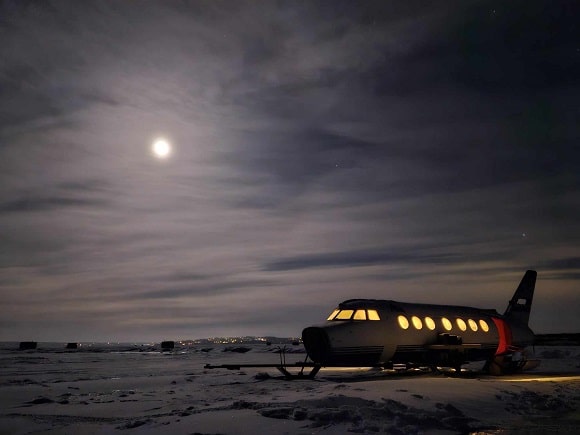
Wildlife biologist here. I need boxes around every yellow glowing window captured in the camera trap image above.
[479,319,490,332]
[468,319,478,331]
[336,310,354,320]
[397,315,409,330]
[456,318,467,331]
[441,317,452,331]
[327,309,340,321]
[424,317,436,330]
[367,310,380,320]
[411,316,423,330]
[353,310,366,320]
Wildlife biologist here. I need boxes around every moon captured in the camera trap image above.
[152,138,171,159]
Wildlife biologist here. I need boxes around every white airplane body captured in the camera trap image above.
[302,270,538,374]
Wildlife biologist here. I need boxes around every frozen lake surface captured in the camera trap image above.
[0,343,579,434]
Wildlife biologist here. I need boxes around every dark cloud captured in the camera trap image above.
[542,272,580,281]
[263,246,510,272]
[540,257,580,271]
[0,195,108,213]
[360,1,580,96]
[447,1,580,92]
[139,279,280,300]
[148,272,208,284]
[57,179,112,193]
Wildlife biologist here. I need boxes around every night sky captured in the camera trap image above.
[1,1,579,342]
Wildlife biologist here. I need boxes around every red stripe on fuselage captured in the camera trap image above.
[492,317,512,355]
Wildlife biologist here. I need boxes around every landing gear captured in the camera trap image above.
[484,355,522,375]
[483,348,540,375]
[431,333,467,373]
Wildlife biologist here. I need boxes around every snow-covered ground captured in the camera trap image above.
[0,344,578,434]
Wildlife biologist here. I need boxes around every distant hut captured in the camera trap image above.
[19,341,37,350]
[161,341,175,351]
[65,343,78,349]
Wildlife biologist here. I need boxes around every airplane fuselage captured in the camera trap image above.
[302,298,534,369]
[204,271,538,378]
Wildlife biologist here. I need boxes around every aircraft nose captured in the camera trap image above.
[302,327,331,364]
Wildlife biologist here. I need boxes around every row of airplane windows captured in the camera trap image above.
[326,309,491,334]
[397,315,490,333]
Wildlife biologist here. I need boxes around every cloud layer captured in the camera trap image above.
[1,1,579,341]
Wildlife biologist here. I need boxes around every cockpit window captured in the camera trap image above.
[327,309,340,321]
[328,309,381,321]
[335,309,354,320]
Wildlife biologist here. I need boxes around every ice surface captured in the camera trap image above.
[0,344,578,434]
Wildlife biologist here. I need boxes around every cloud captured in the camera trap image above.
[0,195,108,213]
[264,247,475,272]
[138,279,281,301]
[540,257,580,270]
[0,1,578,340]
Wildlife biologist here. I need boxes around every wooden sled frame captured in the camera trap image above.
[204,361,322,380]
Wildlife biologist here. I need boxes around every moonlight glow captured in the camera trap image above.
[152,138,171,158]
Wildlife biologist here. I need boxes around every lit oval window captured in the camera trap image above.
[456,318,467,331]
[424,317,436,330]
[479,319,490,332]
[441,317,452,331]
[468,319,478,331]
[397,315,409,330]
[411,316,423,330]
[327,309,340,321]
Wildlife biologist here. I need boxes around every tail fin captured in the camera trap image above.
[504,270,537,325]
